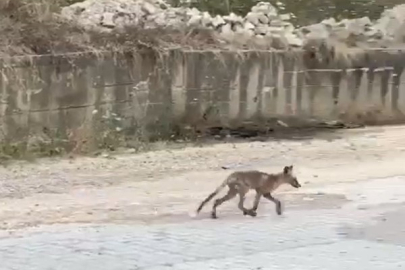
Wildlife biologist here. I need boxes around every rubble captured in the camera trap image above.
[60,0,405,49]
[61,0,302,48]
[299,4,405,48]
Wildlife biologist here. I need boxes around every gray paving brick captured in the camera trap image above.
[1,177,405,270]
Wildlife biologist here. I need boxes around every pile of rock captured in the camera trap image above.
[216,2,302,47]
[60,0,302,48]
[298,4,405,47]
[60,0,405,49]
[60,0,174,30]
[374,4,405,44]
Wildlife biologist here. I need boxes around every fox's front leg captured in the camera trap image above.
[238,191,257,217]
[263,193,282,215]
[248,191,262,216]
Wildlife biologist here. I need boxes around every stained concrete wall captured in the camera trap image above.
[0,49,405,143]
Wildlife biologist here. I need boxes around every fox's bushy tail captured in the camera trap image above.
[196,181,228,214]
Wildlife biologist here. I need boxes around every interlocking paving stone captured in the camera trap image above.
[1,177,405,270]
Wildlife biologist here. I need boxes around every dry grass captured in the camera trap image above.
[0,0,89,56]
[0,0,224,57]
[88,26,223,53]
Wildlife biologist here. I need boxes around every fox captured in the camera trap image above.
[196,165,301,219]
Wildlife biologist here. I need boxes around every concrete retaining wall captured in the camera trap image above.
[0,49,405,145]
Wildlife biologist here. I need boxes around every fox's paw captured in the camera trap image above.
[243,209,257,217]
[276,202,283,215]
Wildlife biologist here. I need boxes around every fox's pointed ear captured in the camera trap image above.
[289,165,294,170]
[283,166,290,174]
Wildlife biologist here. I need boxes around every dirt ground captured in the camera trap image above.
[0,125,404,232]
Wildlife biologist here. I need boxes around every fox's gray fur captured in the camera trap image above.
[196,165,301,219]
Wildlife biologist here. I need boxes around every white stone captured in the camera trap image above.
[101,12,116,27]
[255,25,268,35]
[201,12,212,27]
[246,12,260,25]
[219,23,234,41]
[285,33,303,46]
[212,15,226,28]
[187,15,202,27]
[346,17,372,35]
[321,18,336,27]
[243,21,255,30]
[257,13,269,25]
[267,25,284,35]
[223,13,243,24]
[153,13,167,27]
[283,22,295,33]
[300,23,330,39]
[233,24,245,34]
[270,20,283,27]
[187,7,200,17]
[279,13,291,21]
[142,2,157,15]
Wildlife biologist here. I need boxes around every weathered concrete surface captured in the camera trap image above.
[1,49,405,145]
[0,126,405,268]
[1,161,405,269]
[1,182,405,270]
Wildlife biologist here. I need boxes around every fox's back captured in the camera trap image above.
[228,170,274,189]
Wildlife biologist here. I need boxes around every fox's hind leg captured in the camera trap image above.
[211,186,237,219]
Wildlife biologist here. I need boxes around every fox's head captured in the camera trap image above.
[281,165,301,188]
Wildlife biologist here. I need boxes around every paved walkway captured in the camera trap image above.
[2,126,405,269]
[2,176,405,270]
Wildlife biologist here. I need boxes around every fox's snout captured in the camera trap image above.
[292,180,301,188]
